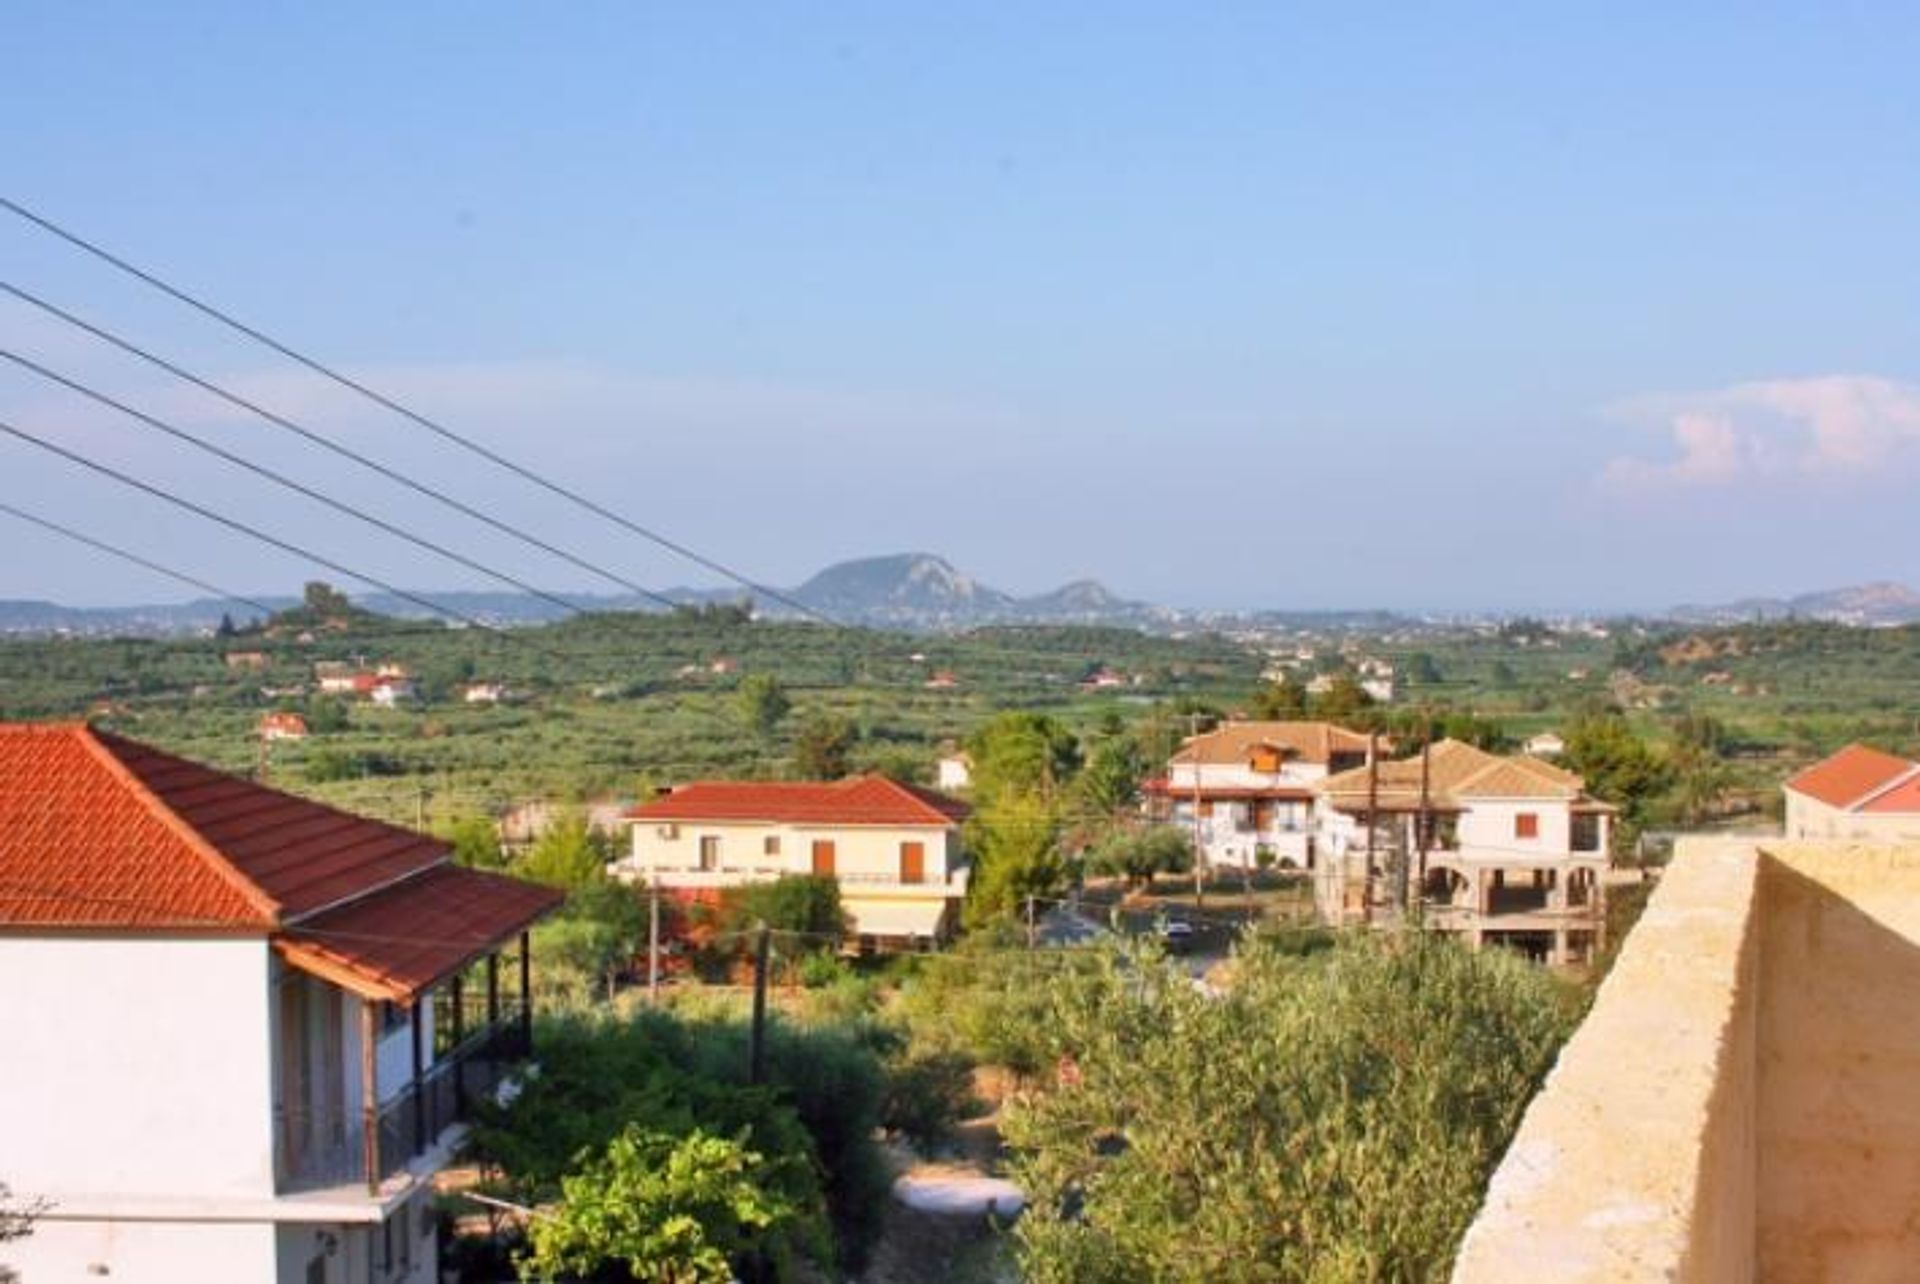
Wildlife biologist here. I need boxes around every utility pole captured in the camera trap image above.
[647,873,661,1005]
[1025,894,1037,949]
[1414,708,1433,925]
[1365,731,1380,925]
[749,922,770,1085]
[415,783,431,831]
[1190,712,1206,913]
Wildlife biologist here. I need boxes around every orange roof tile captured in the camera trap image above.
[1170,721,1376,768]
[627,775,970,827]
[1861,773,1920,814]
[1785,744,1919,809]
[275,865,564,1002]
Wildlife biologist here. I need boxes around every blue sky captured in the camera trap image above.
[5,3,1919,612]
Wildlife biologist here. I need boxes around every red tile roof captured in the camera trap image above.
[275,865,563,1002]
[0,725,560,989]
[1784,744,1918,809]
[1861,773,1920,814]
[95,727,445,917]
[627,775,970,827]
[0,723,275,928]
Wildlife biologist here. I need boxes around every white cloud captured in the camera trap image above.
[1602,375,1920,489]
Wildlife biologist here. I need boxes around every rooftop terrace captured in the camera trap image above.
[1454,837,1920,1281]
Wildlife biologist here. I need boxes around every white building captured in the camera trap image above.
[1146,721,1377,869]
[0,722,561,1284]
[369,678,416,708]
[1312,739,1614,964]
[1783,743,1920,840]
[1522,731,1566,758]
[614,776,971,948]
[935,750,973,792]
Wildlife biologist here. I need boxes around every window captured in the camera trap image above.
[763,835,781,857]
[699,836,721,870]
[1514,813,1539,840]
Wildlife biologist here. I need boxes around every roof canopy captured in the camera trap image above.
[1170,721,1376,767]
[1785,744,1920,810]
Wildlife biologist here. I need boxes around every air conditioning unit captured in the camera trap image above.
[656,824,679,840]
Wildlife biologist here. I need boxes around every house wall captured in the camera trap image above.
[1456,798,1574,858]
[1783,791,1920,841]
[8,1217,281,1284]
[0,935,276,1202]
[625,820,962,885]
[1167,761,1329,791]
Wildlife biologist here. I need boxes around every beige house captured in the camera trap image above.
[1782,742,1920,840]
[1145,720,1377,869]
[613,776,971,947]
[1312,739,1614,964]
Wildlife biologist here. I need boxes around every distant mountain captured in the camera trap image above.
[1668,581,1920,627]
[791,553,1017,623]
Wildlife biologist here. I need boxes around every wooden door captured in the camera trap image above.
[900,841,926,884]
[811,840,836,877]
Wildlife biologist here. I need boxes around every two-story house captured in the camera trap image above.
[1311,738,1615,964]
[0,723,562,1284]
[1782,743,1920,841]
[613,776,970,949]
[1144,721,1378,869]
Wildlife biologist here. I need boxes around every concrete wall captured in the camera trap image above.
[1754,844,1920,1279]
[6,1218,280,1284]
[0,935,276,1202]
[1456,839,1920,1282]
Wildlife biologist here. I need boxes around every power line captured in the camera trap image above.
[0,498,278,619]
[0,414,508,633]
[2,348,598,620]
[1,281,680,611]
[0,195,840,628]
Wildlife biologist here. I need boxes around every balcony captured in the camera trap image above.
[1455,839,1920,1281]
[279,993,532,1195]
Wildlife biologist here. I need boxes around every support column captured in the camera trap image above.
[360,999,379,1195]
[518,929,533,1053]
[450,974,466,1105]
[487,952,501,1026]
[410,996,425,1155]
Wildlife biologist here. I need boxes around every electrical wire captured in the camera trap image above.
[1,281,680,611]
[2,348,597,619]
[0,498,278,619]
[0,196,840,627]
[0,415,509,634]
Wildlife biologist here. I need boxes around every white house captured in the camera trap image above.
[1522,731,1566,758]
[1782,743,1920,841]
[0,722,562,1284]
[1312,739,1614,964]
[369,678,416,709]
[1145,721,1378,869]
[935,750,973,792]
[613,776,971,948]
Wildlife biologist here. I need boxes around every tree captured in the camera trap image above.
[303,580,352,617]
[792,712,857,779]
[1077,737,1145,820]
[724,875,847,949]
[444,814,507,870]
[1087,827,1191,889]
[967,712,1081,804]
[738,673,792,738]
[1308,674,1376,724]
[1563,711,1674,827]
[966,791,1067,924]
[523,810,612,889]
[1003,934,1580,1281]
[1407,652,1444,686]
[216,611,237,638]
[1250,680,1308,720]
[521,1124,815,1284]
